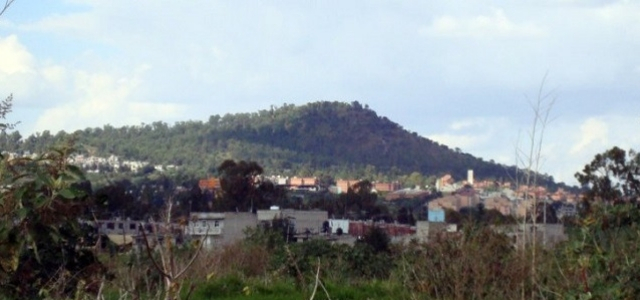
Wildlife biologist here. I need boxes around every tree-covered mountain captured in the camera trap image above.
[0,101,559,186]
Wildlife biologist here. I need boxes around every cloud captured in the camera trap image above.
[0,35,39,97]
[32,65,186,134]
[427,117,509,153]
[22,12,98,39]
[0,35,34,74]
[429,133,483,150]
[420,8,545,39]
[570,118,609,154]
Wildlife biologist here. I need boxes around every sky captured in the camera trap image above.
[0,0,639,186]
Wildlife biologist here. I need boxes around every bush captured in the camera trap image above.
[539,203,640,298]
[396,224,528,299]
[195,274,246,298]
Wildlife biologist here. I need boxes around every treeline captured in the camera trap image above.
[0,101,565,188]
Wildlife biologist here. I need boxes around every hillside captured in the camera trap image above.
[0,101,557,186]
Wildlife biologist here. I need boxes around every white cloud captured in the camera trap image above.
[570,118,609,154]
[429,133,483,150]
[0,35,34,75]
[0,35,43,99]
[450,119,476,131]
[40,65,67,84]
[420,8,545,39]
[21,12,100,41]
[593,1,640,24]
[427,117,509,153]
[33,66,186,134]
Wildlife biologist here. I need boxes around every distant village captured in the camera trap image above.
[255,167,581,220]
[4,151,579,250]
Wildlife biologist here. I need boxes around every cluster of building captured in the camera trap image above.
[93,207,330,250]
[199,175,404,195]
[429,170,580,221]
[95,206,428,251]
[2,151,177,174]
[92,169,579,251]
[94,206,567,252]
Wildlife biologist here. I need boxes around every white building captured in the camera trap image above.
[186,212,225,249]
[328,219,350,234]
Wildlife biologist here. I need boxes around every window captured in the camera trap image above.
[129,223,137,230]
[106,222,114,230]
[214,220,219,227]
[118,223,123,229]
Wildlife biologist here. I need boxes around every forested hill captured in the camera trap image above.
[0,101,556,185]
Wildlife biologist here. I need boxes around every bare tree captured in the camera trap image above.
[139,198,207,300]
[0,0,15,17]
[513,74,557,299]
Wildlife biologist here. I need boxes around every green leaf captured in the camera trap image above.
[49,226,61,243]
[16,207,28,221]
[64,165,85,181]
[58,188,78,200]
[35,172,52,189]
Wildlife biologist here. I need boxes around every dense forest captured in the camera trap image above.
[0,101,562,187]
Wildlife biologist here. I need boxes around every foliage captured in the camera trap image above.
[536,147,640,298]
[0,144,106,299]
[575,146,640,203]
[396,225,527,300]
[336,180,384,220]
[359,225,391,254]
[0,95,18,132]
[191,276,407,300]
[216,160,285,212]
[243,218,293,250]
[541,202,640,298]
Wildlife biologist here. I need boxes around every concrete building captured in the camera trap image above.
[428,209,446,222]
[373,181,401,193]
[257,208,328,234]
[328,219,350,234]
[185,212,225,249]
[415,221,457,242]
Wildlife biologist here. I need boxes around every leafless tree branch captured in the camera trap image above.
[0,0,15,17]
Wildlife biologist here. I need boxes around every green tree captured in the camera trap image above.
[0,147,105,298]
[538,148,640,298]
[217,159,280,212]
[0,96,105,299]
[338,180,380,220]
[575,146,640,204]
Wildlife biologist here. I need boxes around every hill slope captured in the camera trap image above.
[0,101,554,185]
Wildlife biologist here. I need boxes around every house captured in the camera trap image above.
[335,179,359,194]
[198,178,221,192]
[94,219,183,251]
[428,194,480,211]
[494,224,567,248]
[385,188,430,201]
[482,196,514,216]
[185,212,224,249]
[183,209,330,248]
[428,209,446,222]
[415,221,458,242]
[348,221,416,238]
[257,208,328,235]
[328,219,350,234]
[554,202,577,220]
[373,181,401,193]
